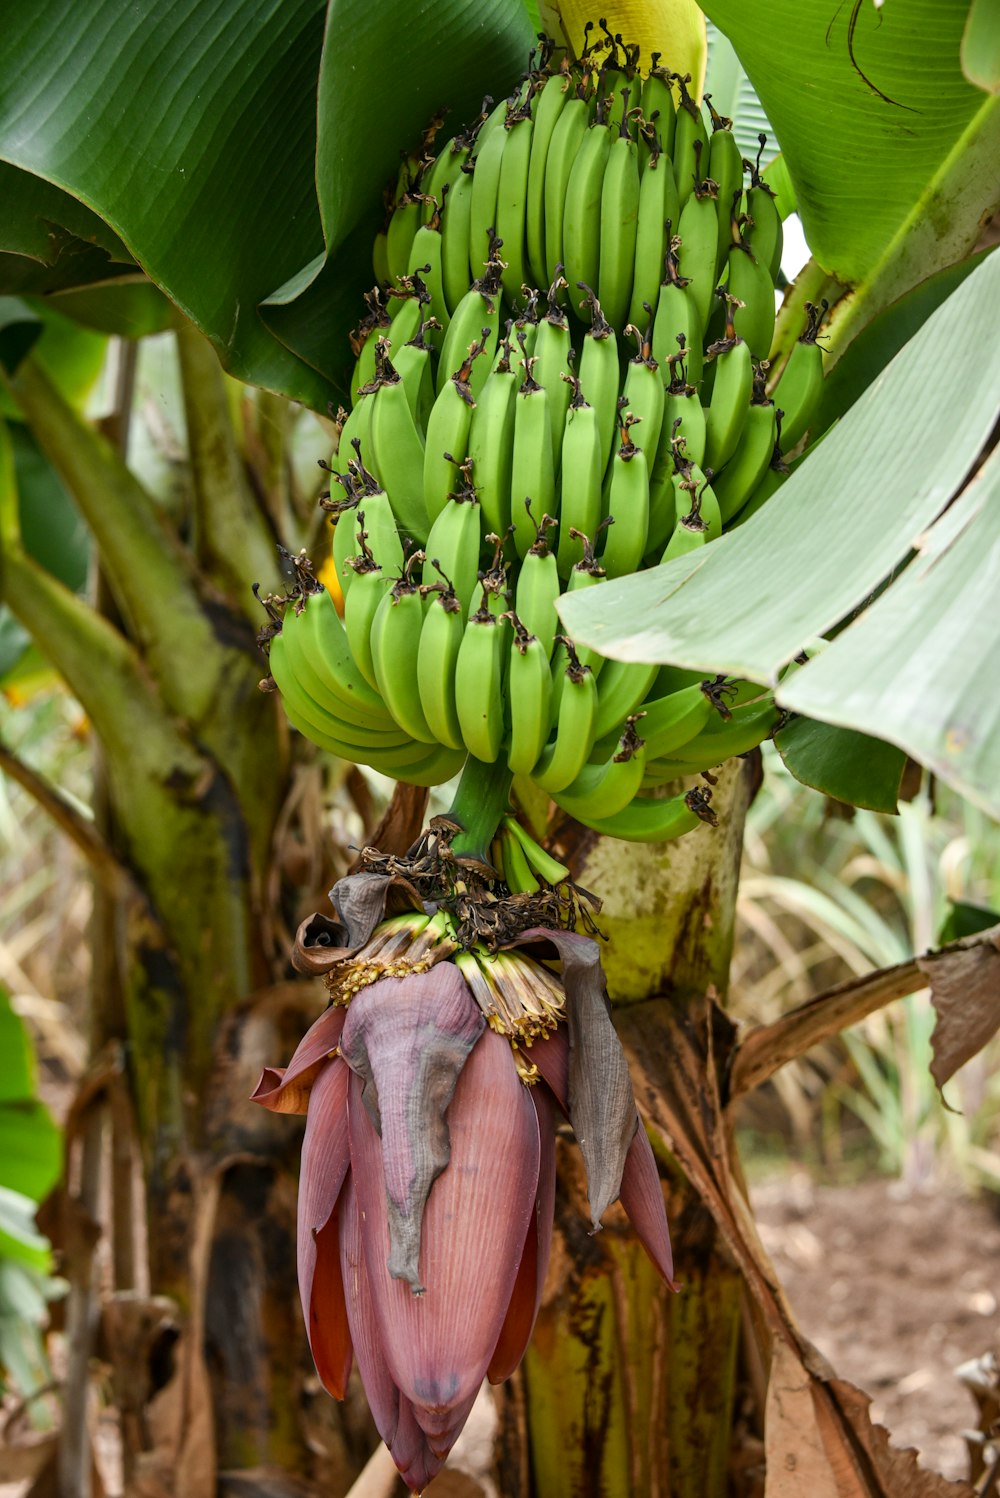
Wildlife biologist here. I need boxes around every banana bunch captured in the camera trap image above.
[263,28,829,846]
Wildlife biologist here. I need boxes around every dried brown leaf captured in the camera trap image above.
[921,934,1000,1092]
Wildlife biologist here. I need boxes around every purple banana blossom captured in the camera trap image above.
[252,876,673,1493]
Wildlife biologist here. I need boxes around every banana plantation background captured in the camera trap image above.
[1,0,999,1495]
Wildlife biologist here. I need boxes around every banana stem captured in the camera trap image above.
[447,758,513,863]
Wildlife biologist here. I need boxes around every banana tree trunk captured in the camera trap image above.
[499,759,757,1497]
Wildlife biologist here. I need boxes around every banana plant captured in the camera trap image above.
[1,1,998,1495]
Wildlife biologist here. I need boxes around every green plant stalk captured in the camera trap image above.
[447,757,513,862]
[175,319,283,616]
[2,355,226,723]
[509,762,757,1497]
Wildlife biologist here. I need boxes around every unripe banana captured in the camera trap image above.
[416,572,466,750]
[771,300,827,450]
[370,552,438,743]
[639,59,676,163]
[576,286,620,475]
[513,516,560,657]
[442,160,477,313]
[530,638,598,793]
[651,253,703,391]
[466,331,517,541]
[620,319,665,465]
[543,90,592,290]
[495,99,534,306]
[420,463,484,620]
[406,197,450,339]
[531,278,574,471]
[454,599,509,763]
[386,185,425,286]
[555,379,604,579]
[468,96,511,280]
[553,717,648,820]
[561,105,614,308]
[574,785,713,841]
[703,298,754,474]
[349,287,392,404]
[745,134,783,282]
[511,352,556,561]
[661,462,723,562]
[437,253,503,397]
[342,494,405,689]
[297,584,398,728]
[423,340,483,527]
[526,65,573,290]
[601,412,649,579]
[366,340,428,544]
[591,656,658,743]
[504,611,554,774]
[727,231,777,362]
[279,596,403,740]
[389,316,438,430]
[714,365,777,523]
[675,141,720,329]
[673,73,709,209]
[597,98,642,330]
[627,133,680,331]
[421,136,469,227]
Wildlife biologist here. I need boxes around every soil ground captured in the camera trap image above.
[750,1172,1000,1484]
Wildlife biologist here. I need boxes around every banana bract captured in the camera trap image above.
[262,31,825,842]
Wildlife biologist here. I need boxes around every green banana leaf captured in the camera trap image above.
[701,0,1000,338]
[0,990,61,1213]
[0,162,135,297]
[0,0,534,404]
[773,716,907,814]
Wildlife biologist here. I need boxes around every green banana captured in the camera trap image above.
[651,253,703,391]
[620,318,665,465]
[675,140,720,328]
[505,611,554,774]
[278,599,402,741]
[574,785,713,841]
[466,331,517,541]
[601,412,650,579]
[297,585,398,728]
[746,134,783,282]
[555,378,604,579]
[454,600,510,763]
[673,72,709,208]
[421,135,468,226]
[442,159,477,313]
[727,229,777,362]
[406,197,450,339]
[714,365,777,523]
[526,64,573,290]
[531,276,574,471]
[390,316,437,430]
[597,99,642,330]
[771,300,827,450]
[511,353,556,560]
[366,340,428,544]
[342,497,404,689]
[423,339,483,527]
[530,639,598,793]
[552,719,647,820]
[592,655,659,741]
[501,814,570,885]
[639,58,676,162]
[468,96,510,280]
[513,516,560,657]
[633,680,714,759]
[386,183,425,286]
[576,286,620,476]
[703,297,754,474]
[543,89,592,289]
[655,694,779,770]
[437,252,503,397]
[627,132,680,330]
[495,99,534,305]
[500,825,540,893]
[561,105,614,308]
[370,552,437,743]
[420,463,483,619]
[662,343,706,463]
[705,104,744,279]
[416,571,466,750]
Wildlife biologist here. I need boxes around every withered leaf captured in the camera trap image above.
[921,934,1000,1093]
